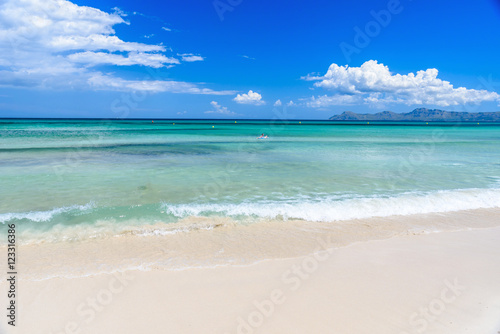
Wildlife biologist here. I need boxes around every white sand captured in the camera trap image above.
[2,225,500,334]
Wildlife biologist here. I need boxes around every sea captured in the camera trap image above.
[1,119,500,248]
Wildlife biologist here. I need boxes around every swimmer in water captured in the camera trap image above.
[258,133,268,139]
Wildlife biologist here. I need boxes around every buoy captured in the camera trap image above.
[299,121,301,124]
[426,122,428,125]
[212,126,214,128]
[235,121,237,123]
[477,123,479,125]
[173,123,175,125]
[152,120,154,123]
[367,122,369,124]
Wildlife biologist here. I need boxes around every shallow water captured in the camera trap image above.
[1,119,499,244]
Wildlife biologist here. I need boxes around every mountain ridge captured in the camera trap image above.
[329,108,500,122]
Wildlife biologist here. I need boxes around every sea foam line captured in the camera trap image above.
[0,202,96,223]
[162,188,500,222]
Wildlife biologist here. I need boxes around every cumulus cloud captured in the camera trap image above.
[0,0,227,94]
[233,90,265,105]
[304,60,500,107]
[205,101,236,115]
[273,99,282,106]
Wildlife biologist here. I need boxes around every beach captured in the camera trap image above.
[1,120,499,333]
[2,210,500,334]
[2,0,500,331]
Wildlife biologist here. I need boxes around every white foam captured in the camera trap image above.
[0,202,96,223]
[12,217,223,245]
[4,188,500,245]
[136,225,215,237]
[162,188,500,222]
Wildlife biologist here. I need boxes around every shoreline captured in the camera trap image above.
[4,208,500,281]
[2,223,500,334]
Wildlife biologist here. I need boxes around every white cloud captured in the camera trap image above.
[178,53,204,62]
[183,55,204,62]
[68,51,179,68]
[233,90,265,105]
[273,99,282,107]
[112,7,127,17]
[205,101,236,115]
[303,95,360,108]
[162,27,171,32]
[48,34,164,52]
[0,0,227,95]
[87,74,234,94]
[304,60,500,107]
[241,55,255,60]
[287,100,295,107]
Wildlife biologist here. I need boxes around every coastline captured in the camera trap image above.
[1,209,500,333]
[6,208,500,281]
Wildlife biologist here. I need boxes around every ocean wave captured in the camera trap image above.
[0,202,96,223]
[2,188,499,226]
[162,188,500,222]
[2,188,499,245]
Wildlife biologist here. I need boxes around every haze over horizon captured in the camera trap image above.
[0,0,499,119]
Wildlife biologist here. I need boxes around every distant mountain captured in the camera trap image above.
[329,108,500,122]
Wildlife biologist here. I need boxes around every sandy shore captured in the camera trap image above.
[9,208,500,280]
[2,220,500,334]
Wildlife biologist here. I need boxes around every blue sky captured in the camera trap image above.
[0,0,499,119]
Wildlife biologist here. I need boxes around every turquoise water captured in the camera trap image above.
[1,119,499,243]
